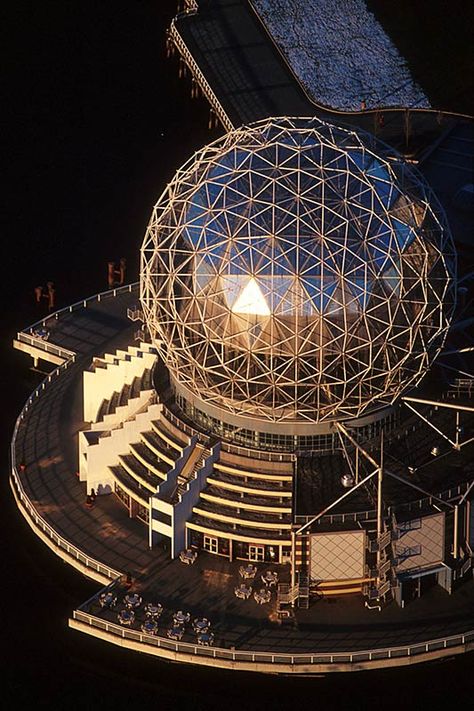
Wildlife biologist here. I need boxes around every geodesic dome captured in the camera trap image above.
[140,117,456,424]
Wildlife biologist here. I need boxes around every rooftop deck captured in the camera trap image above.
[10,285,474,672]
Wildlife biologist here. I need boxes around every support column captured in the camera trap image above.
[453,504,459,559]
[291,529,296,607]
[376,431,384,587]
[129,498,139,519]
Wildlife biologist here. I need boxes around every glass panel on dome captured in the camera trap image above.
[226,246,250,275]
[207,159,233,183]
[221,274,247,308]
[303,276,338,313]
[380,264,400,295]
[231,277,270,316]
[347,276,372,309]
[347,149,372,172]
[373,179,392,210]
[392,218,415,250]
[204,181,225,209]
[194,258,214,293]
[366,158,390,183]
[264,275,294,313]
[368,220,392,262]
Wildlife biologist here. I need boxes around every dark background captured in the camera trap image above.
[3,1,473,707]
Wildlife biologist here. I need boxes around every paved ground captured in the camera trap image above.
[11,287,474,656]
[86,550,474,654]
[14,288,157,578]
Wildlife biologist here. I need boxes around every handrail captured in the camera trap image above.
[15,332,77,361]
[72,608,473,667]
[168,19,234,131]
[10,289,138,582]
[22,282,139,336]
[294,478,473,527]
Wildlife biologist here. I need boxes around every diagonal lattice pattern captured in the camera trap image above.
[141,117,456,424]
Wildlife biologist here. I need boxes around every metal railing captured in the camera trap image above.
[15,331,77,362]
[223,441,295,463]
[15,282,139,363]
[21,282,139,339]
[72,608,474,668]
[10,356,123,582]
[294,478,473,527]
[168,19,234,131]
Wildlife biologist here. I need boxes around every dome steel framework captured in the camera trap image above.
[141,117,456,424]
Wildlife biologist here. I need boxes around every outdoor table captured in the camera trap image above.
[239,564,257,579]
[254,588,272,605]
[193,617,210,633]
[261,570,278,587]
[179,549,197,565]
[141,619,158,635]
[124,593,142,609]
[144,602,163,618]
[99,591,117,608]
[118,608,135,626]
[197,631,214,646]
[173,610,190,625]
[234,584,252,600]
[167,625,184,641]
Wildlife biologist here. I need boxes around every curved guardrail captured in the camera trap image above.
[9,285,140,582]
[14,282,139,364]
[71,609,474,672]
[21,282,139,337]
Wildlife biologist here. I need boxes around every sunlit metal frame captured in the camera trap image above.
[141,117,456,424]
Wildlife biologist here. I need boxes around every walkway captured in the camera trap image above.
[10,290,474,668]
[12,286,156,579]
[171,0,474,253]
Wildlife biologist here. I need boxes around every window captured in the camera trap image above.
[204,536,218,554]
[249,545,265,562]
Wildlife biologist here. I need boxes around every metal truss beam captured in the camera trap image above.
[402,396,474,413]
[295,468,378,535]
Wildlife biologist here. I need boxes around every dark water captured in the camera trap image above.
[3,1,473,707]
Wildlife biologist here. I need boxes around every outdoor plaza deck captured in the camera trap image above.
[10,285,474,673]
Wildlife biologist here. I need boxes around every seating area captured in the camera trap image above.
[93,584,215,646]
[179,548,198,565]
[234,565,278,606]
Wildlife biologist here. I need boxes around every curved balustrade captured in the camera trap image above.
[71,609,474,672]
[21,282,139,337]
[10,333,124,583]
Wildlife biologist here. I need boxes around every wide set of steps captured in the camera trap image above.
[188,447,294,548]
[107,411,189,515]
[84,344,157,427]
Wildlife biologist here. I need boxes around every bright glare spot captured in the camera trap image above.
[232,277,270,316]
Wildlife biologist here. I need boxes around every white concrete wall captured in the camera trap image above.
[89,388,152,430]
[150,499,175,552]
[83,346,156,422]
[80,402,163,495]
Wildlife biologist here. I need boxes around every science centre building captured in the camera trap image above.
[11,10,474,675]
